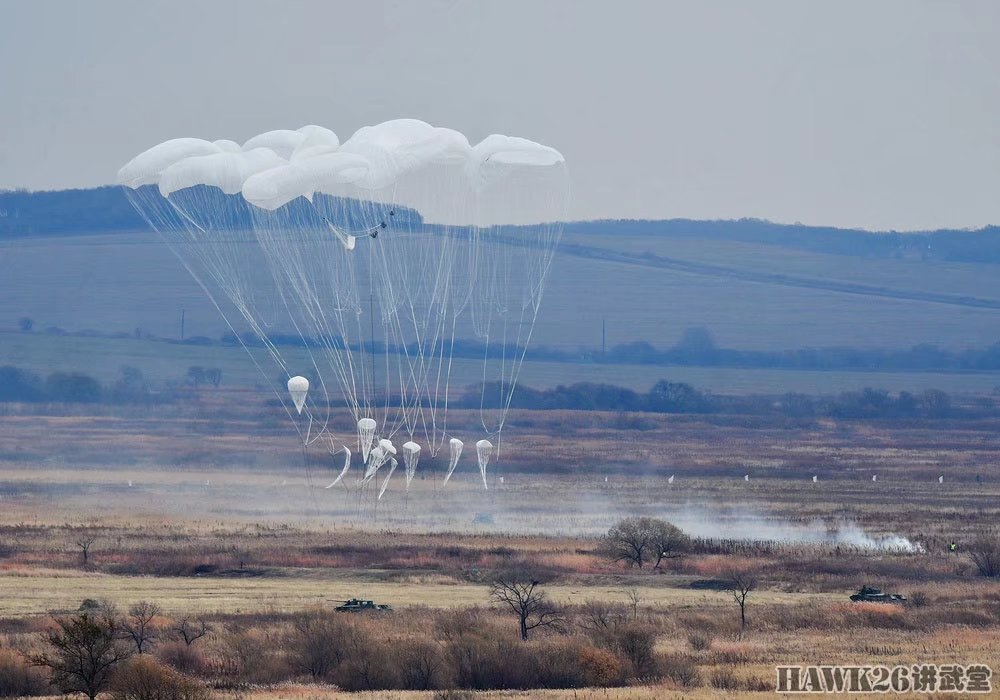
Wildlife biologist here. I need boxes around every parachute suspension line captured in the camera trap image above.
[148,212,311,444]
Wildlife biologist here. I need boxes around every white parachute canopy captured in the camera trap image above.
[379,438,397,458]
[287,376,309,415]
[357,418,377,462]
[378,457,399,500]
[402,441,421,488]
[363,444,386,484]
[475,439,494,489]
[325,445,351,488]
[443,437,463,486]
[117,138,223,189]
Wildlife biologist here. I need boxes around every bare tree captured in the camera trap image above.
[602,517,690,569]
[174,616,208,646]
[76,537,96,567]
[725,569,758,632]
[490,570,563,640]
[649,521,690,569]
[31,612,133,700]
[621,587,641,620]
[123,601,162,654]
[968,536,999,578]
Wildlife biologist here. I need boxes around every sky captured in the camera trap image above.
[1,0,998,230]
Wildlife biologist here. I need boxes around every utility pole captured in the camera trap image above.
[602,318,606,355]
[180,309,185,340]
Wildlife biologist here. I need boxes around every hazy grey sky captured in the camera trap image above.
[1,0,998,230]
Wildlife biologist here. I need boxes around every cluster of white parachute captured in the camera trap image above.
[119,119,567,496]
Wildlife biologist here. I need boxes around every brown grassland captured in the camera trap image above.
[0,390,998,698]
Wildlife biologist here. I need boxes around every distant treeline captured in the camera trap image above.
[593,327,1000,372]
[468,380,961,420]
[4,187,1000,262]
[0,365,220,404]
[566,218,1000,263]
[0,363,970,421]
[229,326,1000,373]
[0,186,420,236]
[17,321,1000,374]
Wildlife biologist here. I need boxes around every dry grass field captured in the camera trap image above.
[1,393,998,697]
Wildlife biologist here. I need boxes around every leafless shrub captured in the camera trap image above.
[154,641,207,676]
[709,666,741,690]
[207,628,289,687]
[576,644,627,687]
[333,638,400,691]
[396,638,450,690]
[657,652,701,688]
[109,655,210,700]
[688,631,713,651]
[286,609,351,681]
[577,600,628,634]
[968,536,1000,578]
[592,621,659,678]
[0,648,49,697]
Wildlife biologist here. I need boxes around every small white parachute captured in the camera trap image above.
[443,438,463,486]
[287,376,309,415]
[476,439,494,489]
[325,445,351,488]
[357,418,377,462]
[402,441,421,489]
[378,458,399,500]
[363,445,385,484]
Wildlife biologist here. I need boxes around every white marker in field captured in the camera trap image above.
[872,475,877,482]
[938,475,944,484]
[744,474,749,482]
[668,475,674,484]
[812,475,818,483]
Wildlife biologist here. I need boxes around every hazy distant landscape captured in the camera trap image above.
[5,187,1000,397]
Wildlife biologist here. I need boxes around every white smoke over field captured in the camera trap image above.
[668,506,923,553]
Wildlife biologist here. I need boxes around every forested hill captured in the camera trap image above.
[0,187,145,235]
[3,186,1000,262]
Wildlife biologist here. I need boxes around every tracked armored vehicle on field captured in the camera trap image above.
[850,585,906,603]
[334,598,392,612]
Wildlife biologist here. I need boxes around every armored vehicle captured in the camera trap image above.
[334,598,392,612]
[850,585,906,603]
